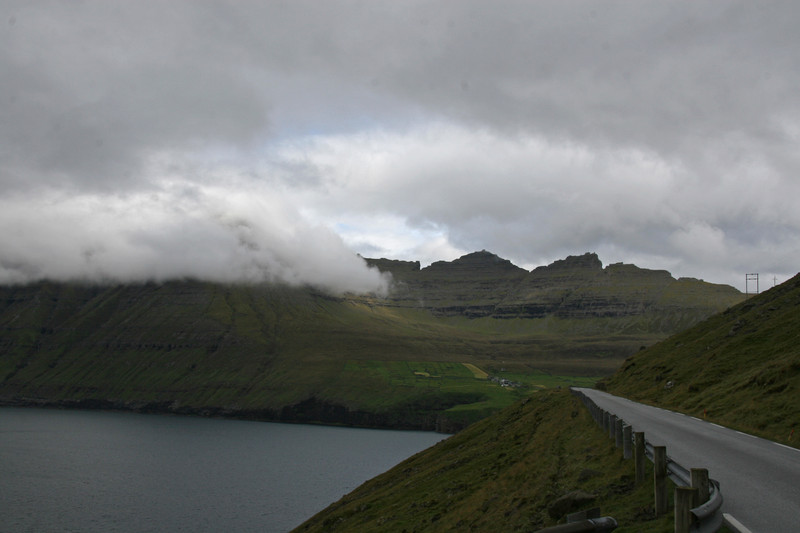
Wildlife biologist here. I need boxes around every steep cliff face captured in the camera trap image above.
[495,252,610,318]
[368,251,528,317]
[367,251,743,325]
[362,258,421,280]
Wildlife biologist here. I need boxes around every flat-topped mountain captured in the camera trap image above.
[366,251,742,331]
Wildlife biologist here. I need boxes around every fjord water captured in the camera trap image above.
[1,407,445,532]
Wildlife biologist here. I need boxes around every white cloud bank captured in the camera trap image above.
[0,180,389,294]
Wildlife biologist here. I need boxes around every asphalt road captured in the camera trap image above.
[574,388,800,533]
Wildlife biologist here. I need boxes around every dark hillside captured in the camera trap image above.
[368,252,743,331]
[0,251,744,429]
[367,250,528,317]
[605,272,800,445]
[1,281,511,428]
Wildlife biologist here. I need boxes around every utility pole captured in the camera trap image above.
[746,273,759,295]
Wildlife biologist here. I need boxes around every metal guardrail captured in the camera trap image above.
[571,388,724,533]
[664,452,723,532]
[640,441,723,528]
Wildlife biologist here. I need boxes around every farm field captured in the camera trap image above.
[334,360,600,422]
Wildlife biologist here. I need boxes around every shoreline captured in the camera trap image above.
[0,395,462,433]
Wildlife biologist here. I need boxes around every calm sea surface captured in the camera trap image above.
[0,407,446,532]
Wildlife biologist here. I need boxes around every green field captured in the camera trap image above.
[329,360,599,423]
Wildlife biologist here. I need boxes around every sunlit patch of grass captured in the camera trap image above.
[462,362,488,379]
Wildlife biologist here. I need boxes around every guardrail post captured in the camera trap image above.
[675,486,698,533]
[690,468,709,507]
[654,446,668,516]
[614,418,624,448]
[634,432,646,484]
[623,425,632,459]
[571,395,724,531]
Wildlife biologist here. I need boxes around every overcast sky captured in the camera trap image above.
[2,1,798,293]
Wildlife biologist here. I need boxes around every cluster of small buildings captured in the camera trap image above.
[488,375,522,388]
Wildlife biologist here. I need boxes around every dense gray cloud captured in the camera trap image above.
[2,0,799,292]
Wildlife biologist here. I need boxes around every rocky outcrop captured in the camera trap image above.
[364,257,421,280]
[495,254,678,319]
[547,490,598,520]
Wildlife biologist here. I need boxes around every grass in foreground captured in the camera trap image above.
[294,389,673,533]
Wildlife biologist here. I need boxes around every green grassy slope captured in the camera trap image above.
[604,273,800,446]
[0,281,607,428]
[294,389,673,533]
[294,275,797,531]
[0,255,744,429]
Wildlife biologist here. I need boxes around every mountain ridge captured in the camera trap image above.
[0,250,744,430]
[366,251,742,326]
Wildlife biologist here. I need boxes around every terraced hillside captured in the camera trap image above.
[0,251,744,429]
[368,251,741,331]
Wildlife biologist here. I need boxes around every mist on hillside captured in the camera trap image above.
[0,184,390,296]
